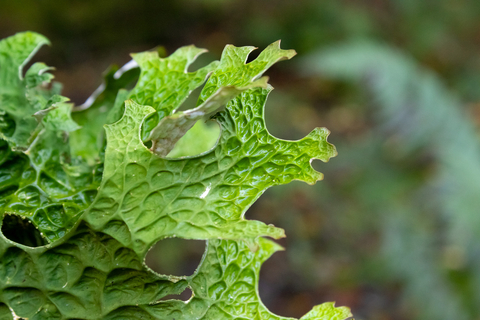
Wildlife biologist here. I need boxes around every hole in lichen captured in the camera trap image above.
[145,238,206,277]
[166,120,220,158]
[176,83,205,112]
[245,48,260,64]
[187,50,216,73]
[140,81,221,157]
[164,81,220,158]
[1,214,48,247]
[159,287,193,302]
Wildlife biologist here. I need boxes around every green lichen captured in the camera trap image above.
[0,32,351,320]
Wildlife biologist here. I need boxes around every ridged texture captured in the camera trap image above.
[0,32,349,319]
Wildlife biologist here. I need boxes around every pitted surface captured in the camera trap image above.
[0,32,349,320]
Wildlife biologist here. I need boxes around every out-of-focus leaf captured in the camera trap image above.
[302,41,480,320]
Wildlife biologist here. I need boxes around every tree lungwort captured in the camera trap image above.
[0,32,351,320]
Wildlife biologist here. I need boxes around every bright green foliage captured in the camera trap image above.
[146,40,297,157]
[148,76,269,156]
[70,64,140,164]
[0,32,98,243]
[137,238,351,320]
[0,32,350,319]
[128,45,219,143]
[0,32,50,149]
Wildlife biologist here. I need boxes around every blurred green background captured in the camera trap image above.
[2,1,480,319]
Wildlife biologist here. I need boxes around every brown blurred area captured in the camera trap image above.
[3,1,480,319]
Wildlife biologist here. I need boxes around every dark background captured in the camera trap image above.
[3,1,480,319]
